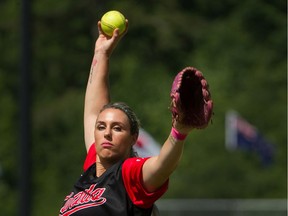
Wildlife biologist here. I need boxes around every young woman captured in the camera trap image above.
[59,19,194,216]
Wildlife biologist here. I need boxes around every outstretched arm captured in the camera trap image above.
[142,67,213,192]
[84,21,128,151]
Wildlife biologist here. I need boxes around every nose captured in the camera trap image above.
[104,127,112,140]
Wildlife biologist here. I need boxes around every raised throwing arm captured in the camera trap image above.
[84,21,128,151]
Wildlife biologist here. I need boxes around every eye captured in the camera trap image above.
[96,124,106,131]
[113,126,122,131]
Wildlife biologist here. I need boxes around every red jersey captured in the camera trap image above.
[59,144,168,216]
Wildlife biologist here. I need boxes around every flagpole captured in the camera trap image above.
[225,110,238,151]
[20,0,32,215]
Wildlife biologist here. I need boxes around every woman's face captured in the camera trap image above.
[94,108,137,163]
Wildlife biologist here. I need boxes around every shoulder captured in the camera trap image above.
[123,157,149,169]
[122,157,149,185]
[122,157,168,209]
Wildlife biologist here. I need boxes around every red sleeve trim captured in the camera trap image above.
[83,143,96,171]
[122,157,169,209]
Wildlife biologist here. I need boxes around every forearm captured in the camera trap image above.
[85,53,110,113]
[142,130,187,192]
[84,53,110,150]
[156,134,185,175]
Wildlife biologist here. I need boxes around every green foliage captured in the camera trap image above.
[0,0,286,215]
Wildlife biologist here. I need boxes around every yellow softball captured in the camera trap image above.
[100,10,126,37]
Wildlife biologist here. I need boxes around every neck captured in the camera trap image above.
[95,162,107,177]
[95,153,130,177]
[95,156,115,177]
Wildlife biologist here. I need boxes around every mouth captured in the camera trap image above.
[101,142,113,148]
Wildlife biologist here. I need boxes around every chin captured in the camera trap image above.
[99,150,129,165]
[100,152,123,164]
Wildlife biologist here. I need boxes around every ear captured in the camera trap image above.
[131,133,138,146]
